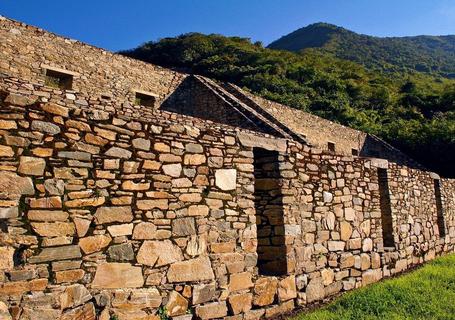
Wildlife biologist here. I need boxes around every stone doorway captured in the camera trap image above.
[253,147,287,276]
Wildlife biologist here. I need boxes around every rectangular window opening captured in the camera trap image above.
[253,148,286,276]
[134,91,156,107]
[434,179,446,237]
[328,142,336,153]
[352,148,359,156]
[45,69,73,90]
[378,168,395,247]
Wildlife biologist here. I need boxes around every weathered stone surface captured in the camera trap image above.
[195,302,228,319]
[167,257,215,282]
[18,156,46,176]
[55,269,85,283]
[229,293,253,315]
[215,169,237,191]
[29,196,62,208]
[44,178,64,195]
[107,223,133,237]
[193,283,216,305]
[5,93,36,106]
[29,245,81,263]
[306,278,325,303]
[105,147,132,159]
[132,222,157,239]
[0,171,35,199]
[31,120,61,135]
[172,217,196,236]
[107,243,134,261]
[64,197,105,208]
[229,272,254,292]
[61,302,95,320]
[58,151,91,161]
[362,269,382,286]
[31,222,75,237]
[79,234,112,254]
[132,138,151,151]
[42,102,69,117]
[0,247,14,270]
[0,207,19,219]
[92,263,144,288]
[121,180,150,191]
[73,217,91,237]
[163,163,182,177]
[237,132,287,152]
[253,277,278,307]
[265,300,294,318]
[137,240,183,267]
[0,145,14,157]
[278,276,297,301]
[94,206,133,224]
[0,301,12,320]
[27,210,68,221]
[137,199,168,210]
[166,291,188,317]
[188,205,209,216]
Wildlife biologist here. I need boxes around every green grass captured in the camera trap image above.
[295,254,455,320]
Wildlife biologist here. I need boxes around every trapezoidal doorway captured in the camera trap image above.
[253,147,287,276]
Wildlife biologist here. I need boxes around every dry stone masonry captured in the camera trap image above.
[0,15,454,320]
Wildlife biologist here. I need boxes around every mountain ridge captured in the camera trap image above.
[268,23,455,77]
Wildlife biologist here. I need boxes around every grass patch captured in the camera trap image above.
[295,254,455,320]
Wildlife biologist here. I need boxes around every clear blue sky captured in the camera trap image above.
[1,0,455,52]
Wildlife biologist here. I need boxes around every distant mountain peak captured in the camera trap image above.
[268,23,455,77]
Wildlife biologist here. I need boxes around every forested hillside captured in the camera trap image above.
[268,23,455,78]
[121,33,455,177]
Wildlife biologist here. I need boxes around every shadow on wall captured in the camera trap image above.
[253,148,287,276]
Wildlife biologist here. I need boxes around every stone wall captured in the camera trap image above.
[0,77,454,320]
[0,15,454,320]
[0,16,186,105]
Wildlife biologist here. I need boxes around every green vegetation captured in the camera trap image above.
[269,23,455,78]
[295,254,455,320]
[121,31,455,177]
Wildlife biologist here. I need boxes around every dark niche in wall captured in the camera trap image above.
[434,179,446,237]
[253,147,287,276]
[378,168,395,248]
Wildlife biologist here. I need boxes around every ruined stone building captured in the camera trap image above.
[0,16,454,320]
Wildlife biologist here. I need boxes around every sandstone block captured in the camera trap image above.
[228,293,252,315]
[74,217,91,237]
[31,222,75,237]
[172,217,196,236]
[4,93,36,106]
[64,196,105,208]
[94,206,133,224]
[0,171,34,199]
[132,138,151,151]
[306,278,325,303]
[0,145,14,157]
[0,247,15,270]
[188,205,209,216]
[107,243,134,261]
[166,291,188,317]
[42,102,69,117]
[167,257,215,282]
[195,302,227,319]
[137,240,183,267]
[18,156,46,176]
[29,245,81,263]
[215,169,237,191]
[0,207,19,219]
[107,223,133,237]
[132,222,157,239]
[31,120,60,134]
[27,210,68,221]
[184,154,206,165]
[61,302,95,320]
[137,199,168,210]
[362,269,382,286]
[92,263,144,288]
[163,163,182,177]
[229,271,253,292]
[278,275,297,301]
[44,178,64,195]
[29,196,62,209]
[253,277,278,306]
[79,234,112,254]
[55,269,85,283]
[105,147,132,159]
[192,283,216,305]
[122,180,150,191]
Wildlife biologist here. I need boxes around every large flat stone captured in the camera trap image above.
[0,171,35,199]
[215,169,237,191]
[237,132,287,152]
[167,257,214,283]
[137,240,183,267]
[94,206,133,224]
[91,263,144,288]
[28,245,81,263]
